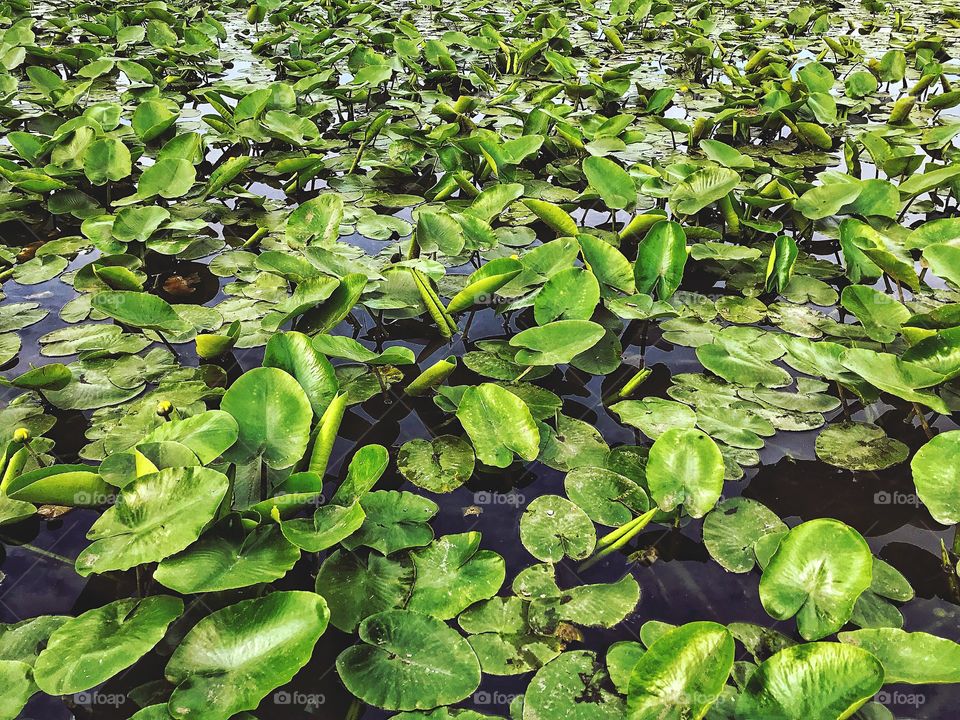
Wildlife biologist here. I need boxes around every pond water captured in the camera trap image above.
[4,247,959,718]
[2,0,960,719]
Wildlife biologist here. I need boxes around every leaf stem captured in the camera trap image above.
[580,507,657,571]
[514,365,533,382]
[913,402,934,440]
[155,330,180,360]
[0,536,73,565]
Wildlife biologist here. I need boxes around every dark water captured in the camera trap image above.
[3,233,960,719]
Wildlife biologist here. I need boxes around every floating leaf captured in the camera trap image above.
[646,428,723,518]
[522,651,626,719]
[509,320,606,366]
[736,643,883,719]
[221,367,313,469]
[155,518,300,593]
[317,550,414,633]
[397,435,475,492]
[408,532,505,619]
[627,621,734,720]
[533,267,600,324]
[76,467,229,576]
[838,628,960,684]
[263,331,339,416]
[703,497,787,573]
[166,591,329,720]
[34,596,182,695]
[670,167,740,215]
[336,610,481,712]
[456,383,540,467]
[815,422,909,471]
[91,291,192,335]
[910,431,960,524]
[633,220,687,300]
[583,156,635,210]
[520,495,596,562]
[759,519,872,640]
[286,193,344,246]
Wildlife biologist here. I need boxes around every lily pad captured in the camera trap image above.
[627,621,734,719]
[646,428,724,518]
[520,495,596,562]
[166,591,329,720]
[759,519,873,640]
[522,651,626,720]
[34,596,182,695]
[75,467,230,576]
[221,367,313,469]
[703,498,788,573]
[910,431,960,524]
[736,642,883,719]
[407,532,505,620]
[815,422,909,471]
[155,517,300,593]
[837,628,960,684]
[336,609,481,712]
[456,383,540,468]
[397,435,475,493]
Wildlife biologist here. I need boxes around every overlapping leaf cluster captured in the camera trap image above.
[1,0,960,718]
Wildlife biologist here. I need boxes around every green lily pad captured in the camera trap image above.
[910,430,960,524]
[397,435,475,493]
[522,651,626,720]
[407,532,505,620]
[263,331,339,416]
[646,428,724,518]
[611,397,697,440]
[34,596,181,695]
[837,628,960,684]
[166,591,329,720]
[0,661,34,720]
[75,467,229,576]
[759,519,873,641]
[342,490,438,555]
[221,367,313,469]
[697,340,792,389]
[736,642,883,720]
[91,291,192,336]
[703,497,788,573]
[456,383,540,468]
[533,267,600,324]
[537,414,610,471]
[520,495,596,562]
[318,549,414,633]
[633,220,687,300]
[564,466,648,527]
[815,422,909,471]
[336,609,481,712]
[155,517,300,593]
[509,320,606,366]
[627,621,734,719]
